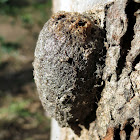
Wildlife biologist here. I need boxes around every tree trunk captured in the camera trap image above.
[50,0,140,139]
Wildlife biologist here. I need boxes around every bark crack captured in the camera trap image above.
[117,0,139,79]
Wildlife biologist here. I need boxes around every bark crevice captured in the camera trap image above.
[117,0,139,79]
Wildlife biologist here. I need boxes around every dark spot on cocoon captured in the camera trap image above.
[55,21,58,25]
[94,20,98,24]
[78,20,86,26]
[57,14,66,20]
[71,20,76,23]
[68,58,73,65]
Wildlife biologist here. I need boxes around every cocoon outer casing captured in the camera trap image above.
[33,11,105,128]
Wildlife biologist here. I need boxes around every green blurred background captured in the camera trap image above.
[0,0,52,139]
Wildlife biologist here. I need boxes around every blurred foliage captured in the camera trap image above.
[0,0,52,61]
[20,14,33,24]
[0,95,50,139]
[0,0,52,139]
[0,36,20,53]
[0,36,20,64]
[0,96,50,125]
[0,0,51,18]
[0,0,25,16]
[0,98,31,119]
[0,0,52,27]
[20,13,34,28]
[0,0,8,3]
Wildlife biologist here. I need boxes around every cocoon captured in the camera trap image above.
[33,11,105,128]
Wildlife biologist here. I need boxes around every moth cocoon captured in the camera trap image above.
[33,11,105,129]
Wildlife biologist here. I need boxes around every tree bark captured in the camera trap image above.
[40,0,140,139]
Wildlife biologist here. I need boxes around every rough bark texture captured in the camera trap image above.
[34,0,140,139]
